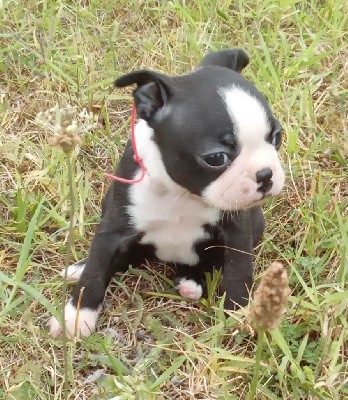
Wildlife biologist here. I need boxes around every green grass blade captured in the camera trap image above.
[269,328,306,383]
[16,197,45,282]
[0,270,60,320]
[150,355,186,390]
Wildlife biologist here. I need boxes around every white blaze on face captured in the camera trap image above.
[202,87,285,210]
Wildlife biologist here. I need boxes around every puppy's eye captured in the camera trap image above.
[203,152,230,168]
[268,129,282,150]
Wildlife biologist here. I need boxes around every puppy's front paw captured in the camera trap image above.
[49,301,101,338]
[175,278,203,301]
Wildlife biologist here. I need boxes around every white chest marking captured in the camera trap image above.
[127,121,219,265]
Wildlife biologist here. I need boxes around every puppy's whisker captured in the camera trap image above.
[204,245,254,256]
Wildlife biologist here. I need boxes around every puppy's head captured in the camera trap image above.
[115,49,284,211]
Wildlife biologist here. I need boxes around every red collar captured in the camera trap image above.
[104,104,146,183]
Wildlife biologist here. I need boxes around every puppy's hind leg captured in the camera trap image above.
[174,265,204,301]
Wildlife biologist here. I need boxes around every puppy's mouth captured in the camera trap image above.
[240,189,275,208]
[261,191,272,200]
[239,197,267,210]
[200,192,268,211]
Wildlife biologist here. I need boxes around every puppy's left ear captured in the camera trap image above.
[199,49,249,73]
[115,70,171,122]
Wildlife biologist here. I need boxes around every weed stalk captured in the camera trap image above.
[61,151,75,400]
[248,328,265,400]
[36,105,97,398]
[248,262,290,398]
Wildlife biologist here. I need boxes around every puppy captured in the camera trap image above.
[50,49,285,337]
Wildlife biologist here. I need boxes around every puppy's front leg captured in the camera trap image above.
[49,229,138,337]
[221,212,255,310]
[222,250,253,310]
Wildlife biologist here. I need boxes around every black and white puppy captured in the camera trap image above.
[50,49,285,337]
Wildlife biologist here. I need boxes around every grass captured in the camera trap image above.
[0,0,347,398]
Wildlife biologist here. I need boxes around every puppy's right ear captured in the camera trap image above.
[199,49,249,73]
[115,70,171,121]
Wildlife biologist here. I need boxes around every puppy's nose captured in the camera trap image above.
[256,168,273,194]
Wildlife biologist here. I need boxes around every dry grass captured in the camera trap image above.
[1,0,347,399]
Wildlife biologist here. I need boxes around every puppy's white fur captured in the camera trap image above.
[49,301,101,338]
[222,87,270,147]
[175,278,203,301]
[60,262,85,282]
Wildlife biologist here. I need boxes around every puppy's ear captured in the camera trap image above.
[199,49,249,73]
[115,70,171,121]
